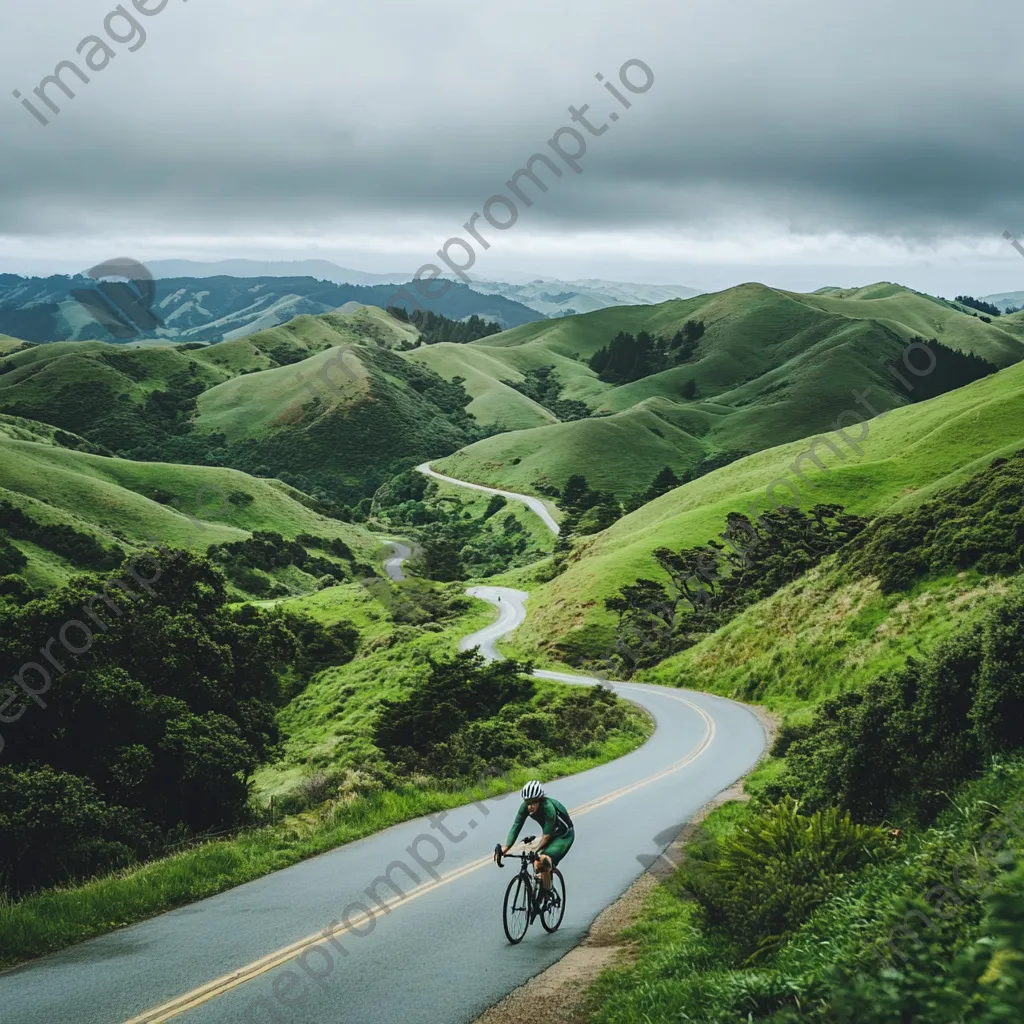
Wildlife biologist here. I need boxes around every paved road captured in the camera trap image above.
[417,462,561,535]
[383,540,412,582]
[0,484,766,1024]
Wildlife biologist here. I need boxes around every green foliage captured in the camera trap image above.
[373,650,639,781]
[680,798,892,962]
[483,494,508,519]
[0,500,124,570]
[0,535,27,576]
[893,337,996,402]
[847,451,1024,592]
[773,589,1024,825]
[387,306,502,344]
[206,530,354,595]
[502,365,591,421]
[956,295,1002,317]
[0,552,357,896]
[373,650,535,769]
[624,466,682,513]
[606,504,868,672]
[588,322,706,383]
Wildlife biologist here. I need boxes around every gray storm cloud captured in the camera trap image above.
[1,0,1023,265]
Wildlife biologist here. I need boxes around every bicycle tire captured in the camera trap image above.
[540,868,566,932]
[503,874,532,944]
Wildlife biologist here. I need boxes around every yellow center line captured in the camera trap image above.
[124,686,713,1023]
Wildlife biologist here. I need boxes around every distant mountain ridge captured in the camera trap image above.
[0,272,545,344]
[466,276,701,316]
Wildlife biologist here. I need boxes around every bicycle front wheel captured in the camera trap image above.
[540,868,566,932]
[503,874,532,944]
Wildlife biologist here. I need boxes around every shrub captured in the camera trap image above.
[680,799,892,961]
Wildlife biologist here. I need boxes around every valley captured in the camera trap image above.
[2,273,1024,1023]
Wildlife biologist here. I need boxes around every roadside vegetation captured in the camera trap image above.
[583,447,1024,1021]
[0,546,649,967]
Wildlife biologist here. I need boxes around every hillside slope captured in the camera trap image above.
[503,359,1024,660]
[0,434,381,589]
[428,282,1021,496]
[0,273,544,343]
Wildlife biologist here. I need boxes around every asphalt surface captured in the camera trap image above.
[383,540,412,582]
[416,463,561,535]
[0,484,767,1024]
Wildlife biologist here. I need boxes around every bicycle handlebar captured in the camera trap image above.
[494,836,538,868]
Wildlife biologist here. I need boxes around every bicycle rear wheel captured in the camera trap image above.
[540,868,566,932]
[503,874,532,944]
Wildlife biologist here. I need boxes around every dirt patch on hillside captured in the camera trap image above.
[474,701,778,1024]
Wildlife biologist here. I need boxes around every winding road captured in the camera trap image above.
[0,475,766,1024]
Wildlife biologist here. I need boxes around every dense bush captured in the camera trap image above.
[206,530,353,594]
[772,589,1024,825]
[606,504,868,671]
[501,365,591,420]
[0,500,124,570]
[846,451,1024,592]
[0,552,357,895]
[374,650,534,768]
[374,651,638,781]
[680,799,892,961]
[589,321,705,383]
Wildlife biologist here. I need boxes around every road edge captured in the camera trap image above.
[472,699,779,1024]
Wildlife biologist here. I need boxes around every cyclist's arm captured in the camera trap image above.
[535,802,558,853]
[502,801,529,852]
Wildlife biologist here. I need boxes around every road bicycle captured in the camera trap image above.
[494,836,566,943]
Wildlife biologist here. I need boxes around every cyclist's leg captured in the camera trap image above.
[537,832,573,890]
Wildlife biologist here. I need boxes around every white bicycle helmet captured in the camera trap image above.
[521,780,545,801]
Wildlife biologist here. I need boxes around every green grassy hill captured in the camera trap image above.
[0,335,27,354]
[191,342,482,501]
[0,341,231,453]
[426,282,1023,497]
[0,436,382,589]
[194,305,420,375]
[402,343,559,430]
[501,359,1024,661]
[0,310,484,504]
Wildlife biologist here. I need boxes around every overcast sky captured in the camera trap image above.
[3,0,1024,295]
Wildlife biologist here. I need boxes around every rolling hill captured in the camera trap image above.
[0,272,544,344]
[0,431,384,590]
[427,282,1024,496]
[0,308,487,504]
[499,357,1024,662]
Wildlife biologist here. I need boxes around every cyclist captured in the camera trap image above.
[495,780,574,899]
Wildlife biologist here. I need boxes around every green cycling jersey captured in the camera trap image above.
[505,795,574,848]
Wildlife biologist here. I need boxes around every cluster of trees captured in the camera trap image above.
[605,504,869,671]
[373,650,632,780]
[417,506,535,581]
[205,530,365,596]
[557,474,623,540]
[623,466,683,513]
[0,500,125,571]
[955,295,1002,316]
[588,320,705,384]
[770,588,1024,826]
[0,552,360,896]
[891,337,997,404]
[387,306,502,344]
[502,366,591,421]
[372,473,543,581]
[845,450,1024,591]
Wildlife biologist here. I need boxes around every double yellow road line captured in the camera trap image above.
[125,687,714,1022]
